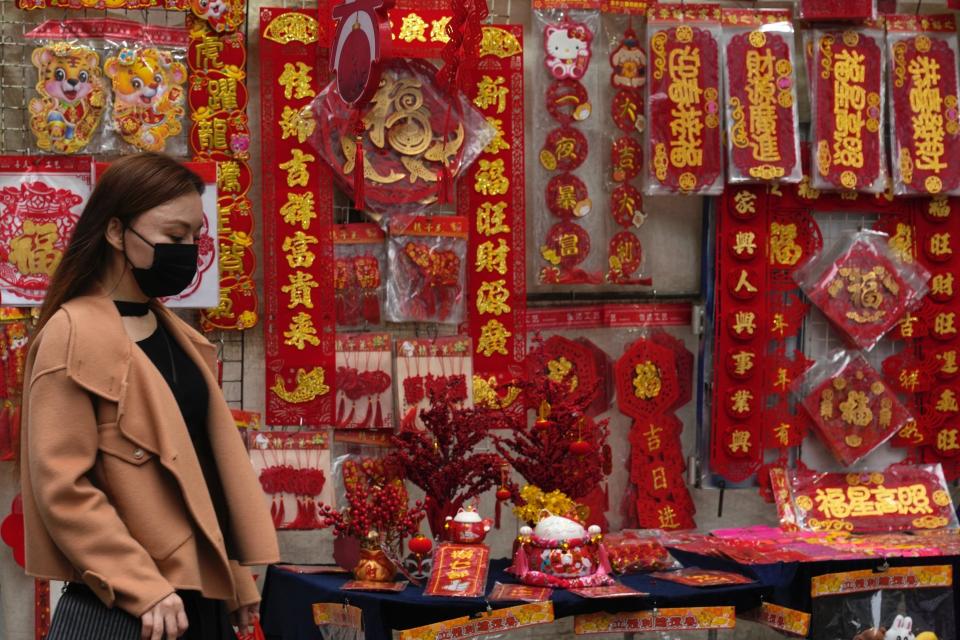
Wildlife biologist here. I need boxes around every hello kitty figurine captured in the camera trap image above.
[544,21,593,80]
[886,616,915,640]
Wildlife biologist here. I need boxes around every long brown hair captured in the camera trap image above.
[35,152,204,335]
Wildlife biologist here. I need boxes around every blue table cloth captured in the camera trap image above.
[260,559,767,640]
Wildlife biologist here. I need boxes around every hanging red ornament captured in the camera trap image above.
[408,534,433,556]
[611,136,643,183]
[496,487,512,501]
[0,494,24,568]
[544,20,594,80]
[569,440,591,456]
[540,126,589,172]
[546,173,591,219]
[546,79,592,124]
[611,184,645,229]
[612,90,644,134]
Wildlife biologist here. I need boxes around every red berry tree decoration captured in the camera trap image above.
[492,337,612,502]
[389,382,506,539]
[319,458,426,552]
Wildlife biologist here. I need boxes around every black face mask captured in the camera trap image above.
[124,226,199,299]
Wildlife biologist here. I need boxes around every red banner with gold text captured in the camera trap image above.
[260,8,335,426]
[459,25,526,390]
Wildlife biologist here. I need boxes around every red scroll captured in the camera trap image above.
[722,10,801,184]
[261,8,335,426]
[811,25,887,193]
[646,4,723,196]
[459,25,526,387]
[189,16,258,330]
[888,15,960,196]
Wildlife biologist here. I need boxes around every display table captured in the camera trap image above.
[259,559,766,640]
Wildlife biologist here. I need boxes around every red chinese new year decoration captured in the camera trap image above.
[388,383,505,539]
[192,15,257,330]
[773,463,958,533]
[617,333,696,531]
[794,230,930,350]
[261,8,335,426]
[812,26,886,192]
[888,15,960,196]
[646,5,723,195]
[328,0,393,107]
[723,10,800,183]
[423,543,490,597]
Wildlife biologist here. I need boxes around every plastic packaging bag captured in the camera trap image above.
[887,14,960,196]
[334,333,394,430]
[534,8,604,285]
[722,9,801,184]
[333,223,385,330]
[645,5,724,196]
[395,336,473,431]
[773,463,959,534]
[811,564,954,640]
[793,229,930,349]
[604,530,681,573]
[310,58,494,218]
[24,21,108,154]
[793,349,915,467]
[102,23,189,155]
[809,24,888,193]
[385,215,467,324]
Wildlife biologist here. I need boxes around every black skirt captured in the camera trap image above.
[47,582,236,640]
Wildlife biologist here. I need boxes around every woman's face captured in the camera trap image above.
[111,192,204,269]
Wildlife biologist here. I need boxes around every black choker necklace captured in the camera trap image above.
[114,300,150,317]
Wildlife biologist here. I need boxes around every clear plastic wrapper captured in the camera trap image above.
[645,5,724,196]
[534,8,604,285]
[887,14,960,196]
[102,24,189,156]
[334,333,393,430]
[333,223,386,330]
[811,565,954,640]
[792,229,930,350]
[809,24,888,193]
[385,215,467,325]
[721,10,801,184]
[793,349,915,467]
[799,0,876,21]
[310,58,494,218]
[24,21,108,154]
[604,529,681,574]
[773,463,959,534]
[395,336,473,431]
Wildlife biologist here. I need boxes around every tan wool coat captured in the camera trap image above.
[19,292,279,617]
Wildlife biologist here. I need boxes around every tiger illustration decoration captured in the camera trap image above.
[104,47,187,153]
[29,42,106,154]
[190,0,243,33]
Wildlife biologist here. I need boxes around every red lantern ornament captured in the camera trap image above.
[540,127,588,172]
[329,0,393,107]
[546,80,592,124]
[544,20,594,80]
[0,494,24,568]
[569,440,591,456]
[408,533,433,556]
[546,173,591,219]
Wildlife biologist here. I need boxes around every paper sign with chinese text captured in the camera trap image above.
[423,543,490,598]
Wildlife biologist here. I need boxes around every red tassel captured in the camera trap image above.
[401,406,418,431]
[374,399,384,428]
[495,497,501,529]
[358,399,373,428]
[436,164,452,204]
[363,292,381,325]
[352,116,366,211]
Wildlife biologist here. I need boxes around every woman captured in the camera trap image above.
[18,153,279,640]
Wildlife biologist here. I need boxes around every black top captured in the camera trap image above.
[123,305,232,552]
